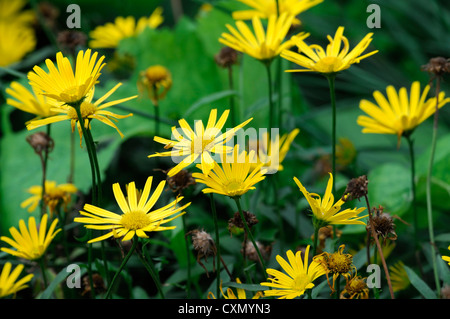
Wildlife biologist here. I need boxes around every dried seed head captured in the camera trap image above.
[441,285,450,299]
[81,273,106,297]
[241,240,272,262]
[215,46,239,68]
[311,225,342,254]
[57,30,87,53]
[421,57,450,76]
[340,273,369,299]
[367,206,397,244]
[187,229,217,277]
[26,131,54,155]
[342,175,369,202]
[228,210,258,234]
[166,169,196,194]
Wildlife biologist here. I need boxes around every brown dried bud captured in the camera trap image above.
[367,206,397,244]
[311,225,342,254]
[342,175,369,202]
[82,273,106,297]
[57,30,87,53]
[38,1,60,29]
[26,131,54,155]
[421,57,450,76]
[187,229,217,277]
[228,210,258,233]
[166,169,196,194]
[215,46,238,68]
[241,241,272,262]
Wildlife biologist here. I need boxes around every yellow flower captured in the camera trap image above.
[137,65,172,105]
[443,245,450,266]
[20,180,78,217]
[192,145,266,198]
[281,26,378,74]
[389,261,410,292]
[219,13,307,62]
[208,278,262,299]
[74,176,191,243]
[1,214,61,261]
[260,245,326,299]
[232,0,323,26]
[149,109,252,177]
[357,81,450,144]
[0,262,34,299]
[26,83,136,146]
[340,271,369,299]
[248,128,299,173]
[89,7,163,49]
[0,0,35,25]
[0,21,36,67]
[5,80,58,122]
[293,173,367,226]
[27,49,106,104]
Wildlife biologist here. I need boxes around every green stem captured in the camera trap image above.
[182,214,192,298]
[138,245,165,299]
[38,257,48,288]
[326,74,337,194]
[209,193,221,299]
[312,223,320,257]
[105,238,138,299]
[234,197,267,278]
[264,61,275,139]
[40,124,52,217]
[85,127,102,205]
[426,78,441,298]
[405,135,418,250]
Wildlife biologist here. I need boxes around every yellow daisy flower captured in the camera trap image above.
[443,246,450,266]
[232,0,323,26]
[149,109,252,177]
[20,180,78,217]
[0,262,34,299]
[26,83,136,145]
[5,80,58,122]
[208,278,262,299]
[192,145,266,198]
[249,128,299,173]
[27,49,106,105]
[281,26,378,74]
[89,7,163,49]
[260,245,326,299]
[219,12,307,62]
[389,261,410,292]
[0,21,36,67]
[74,176,191,243]
[1,214,61,261]
[357,81,450,143]
[293,173,367,226]
[0,0,35,25]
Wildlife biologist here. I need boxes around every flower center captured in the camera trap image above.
[67,101,97,120]
[191,134,215,154]
[316,56,344,73]
[293,274,310,291]
[120,210,151,230]
[328,253,353,274]
[145,65,170,83]
[223,179,245,197]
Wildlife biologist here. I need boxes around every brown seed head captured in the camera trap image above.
[421,57,450,76]
[367,206,397,244]
[57,30,87,53]
[26,131,54,155]
[342,175,369,202]
[228,210,258,233]
[215,46,239,68]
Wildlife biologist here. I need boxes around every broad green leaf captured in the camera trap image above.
[404,265,437,299]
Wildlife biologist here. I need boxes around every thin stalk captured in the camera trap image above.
[182,214,192,298]
[38,257,48,288]
[405,135,419,251]
[39,124,52,217]
[209,193,221,298]
[264,61,275,139]
[326,74,337,194]
[234,197,267,278]
[137,246,165,299]
[364,195,395,299]
[228,65,237,127]
[152,85,160,137]
[312,223,320,257]
[105,238,138,299]
[426,77,441,298]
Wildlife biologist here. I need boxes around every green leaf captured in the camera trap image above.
[39,264,86,299]
[404,265,437,299]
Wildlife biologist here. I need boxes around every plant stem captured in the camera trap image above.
[39,124,51,217]
[426,77,441,298]
[405,135,419,252]
[105,238,138,299]
[137,245,165,299]
[312,223,320,257]
[228,65,238,127]
[182,214,192,298]
[209,193,221,298]
[264,61,275,140]
[38,257,48,288]
[326,74,337,194]
[364,195,395,299]
[234,197,267,278]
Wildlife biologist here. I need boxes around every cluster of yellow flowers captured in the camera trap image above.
[1,0,450,300]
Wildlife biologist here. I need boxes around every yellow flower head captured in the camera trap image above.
[260,245,326,299]
[74,176,191,243]
[0,262,34,299]
[26,83,136,146]
[389,261,410,292]
[248,128,299,173]
[6,80,58,122]
[192,145,266,198]
[219,13,307,62]
[357,81,450,145]
[89,7,163,49]
[20,180,78,217]
[442,245,450,266]
[1,214,61,261]
[137,65,172,105]
[340,271,369,299]
[149,109,252,177]
[27,49,106,104]
[293,173,367,226]
[281,26,378,74]
[208,278,262,299]
[0,21,36,67]
[0,0,35,25]
[232,0,323,26]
